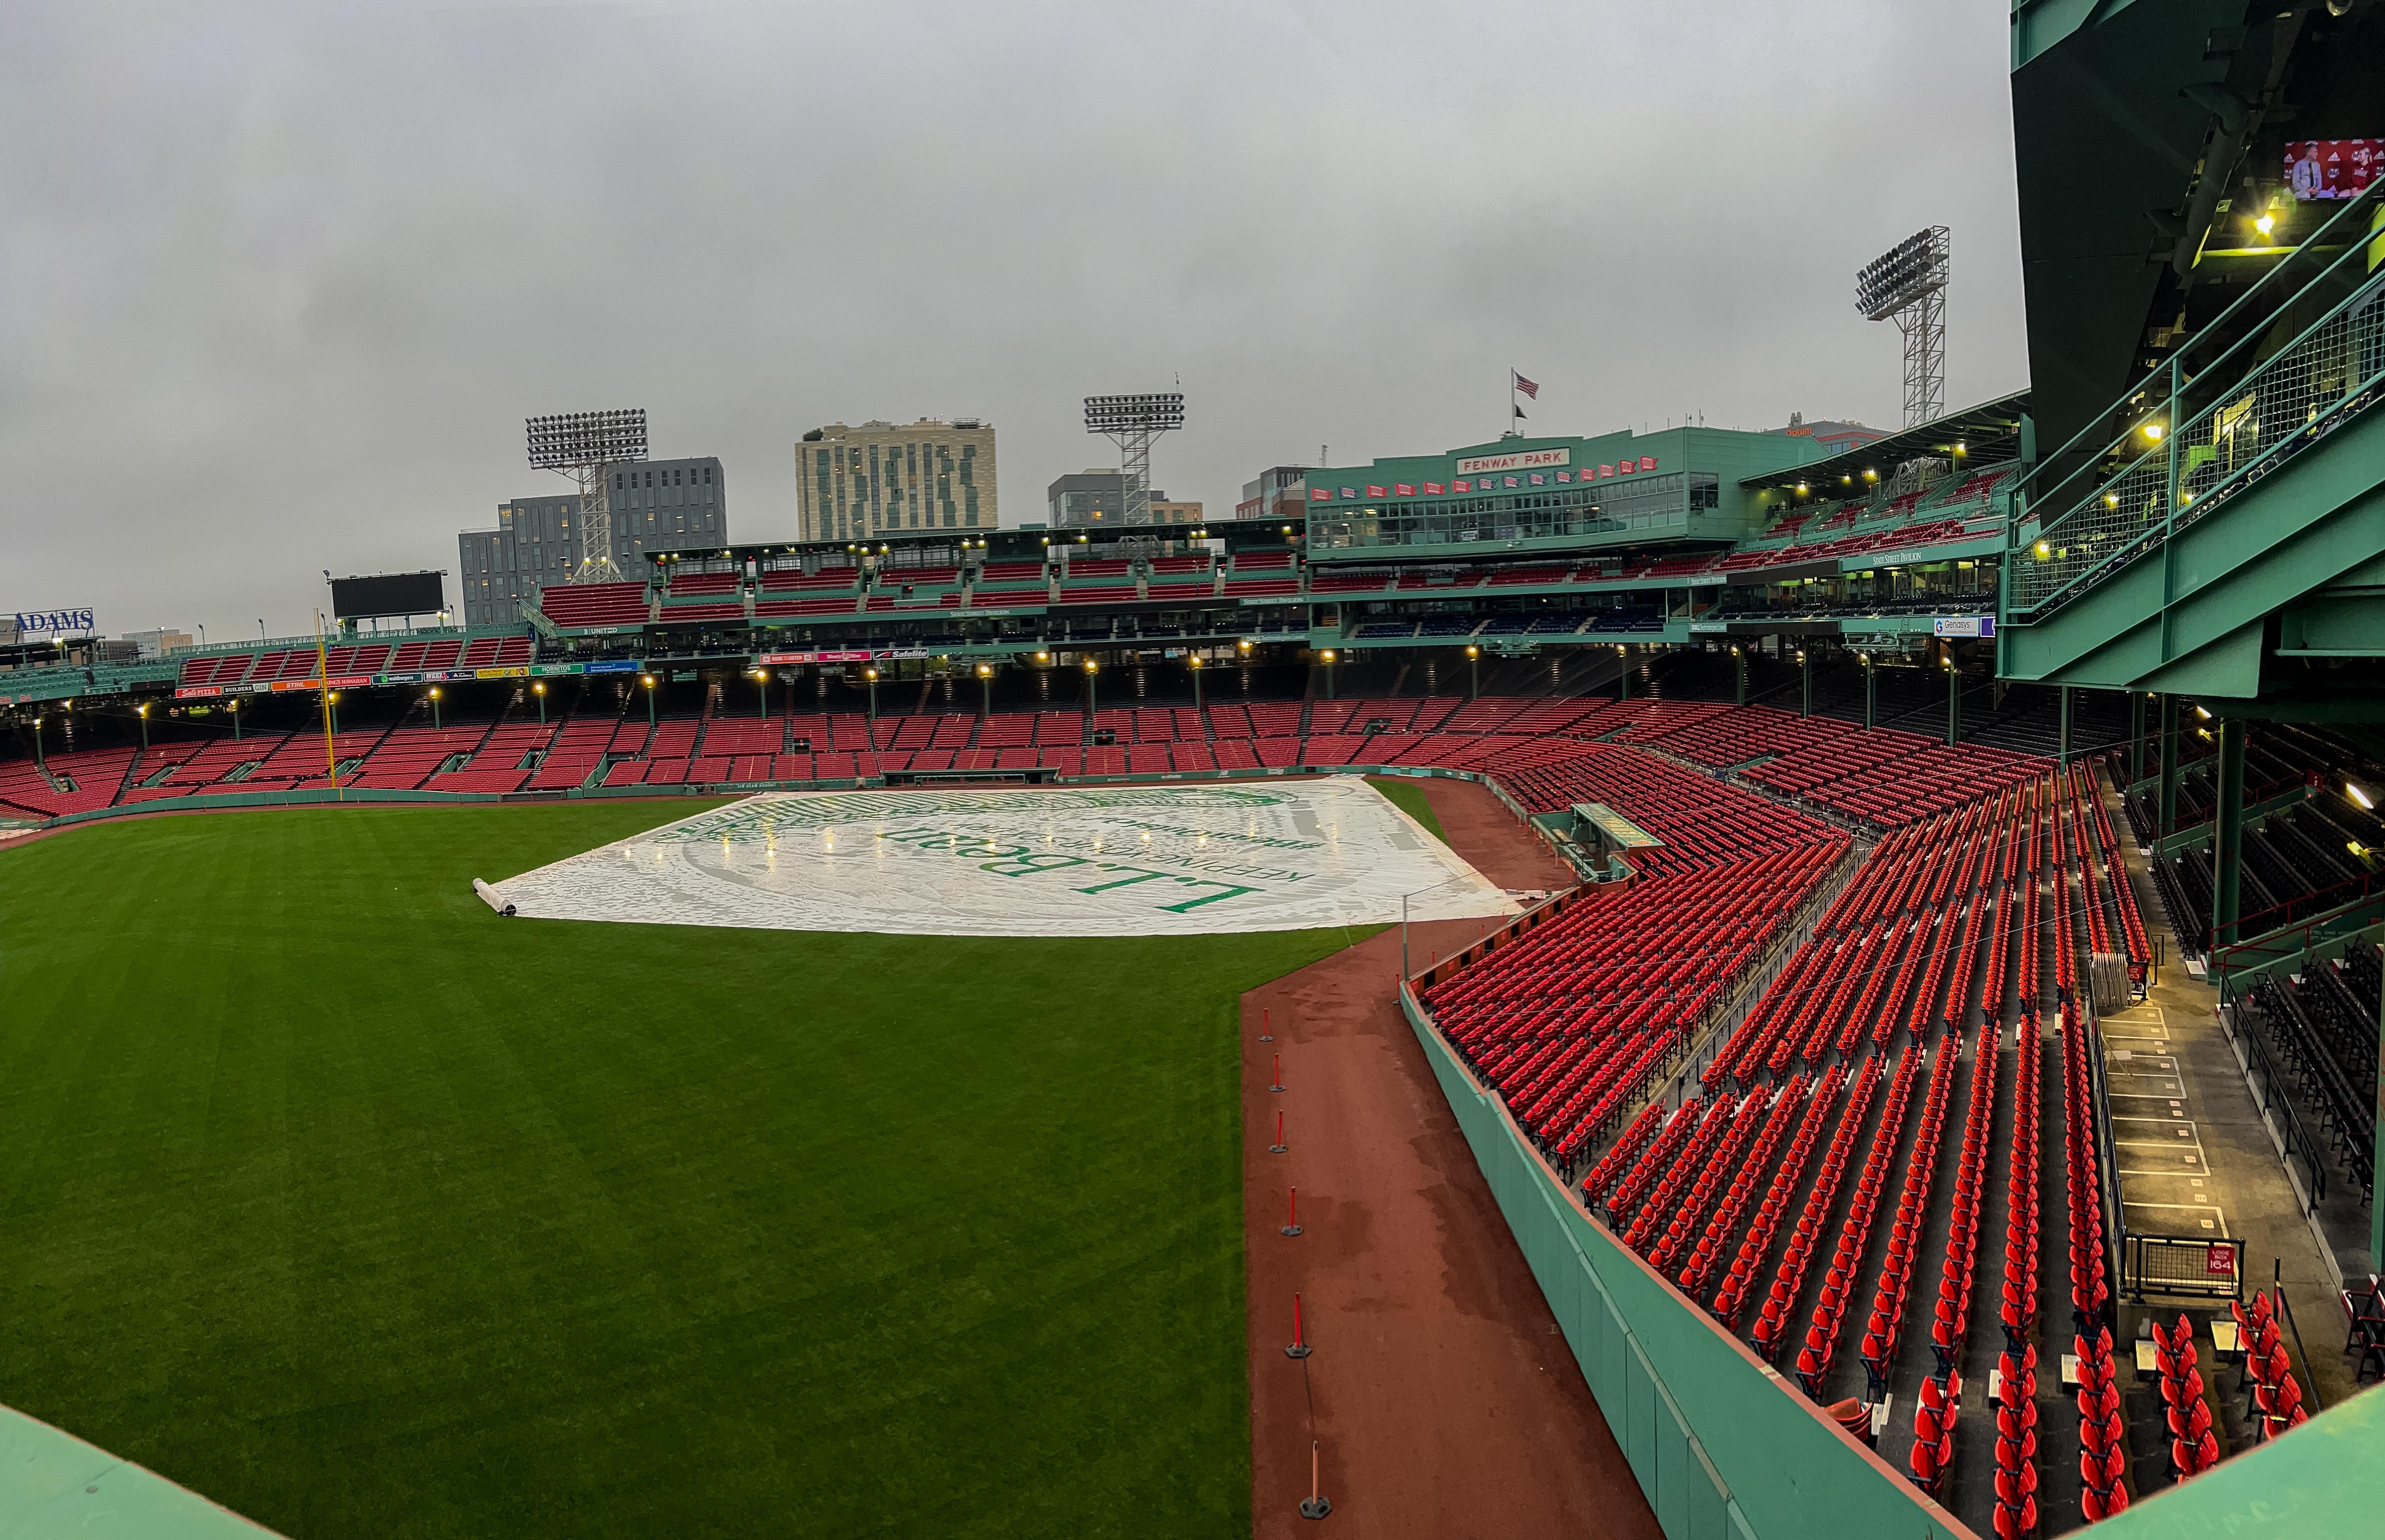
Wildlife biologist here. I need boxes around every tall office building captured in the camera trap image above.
[456,456,726,627]
[797,419,995,542]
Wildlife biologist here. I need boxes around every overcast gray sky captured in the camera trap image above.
[3,1,2024,641]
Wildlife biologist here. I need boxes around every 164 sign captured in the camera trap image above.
[13,607,95,635]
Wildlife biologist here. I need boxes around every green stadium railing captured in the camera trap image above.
[2006,179,2385,621]
[0,1403,284,1537]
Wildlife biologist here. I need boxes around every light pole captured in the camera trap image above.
[1798,648,1811,718]
[327,690,340,736]
[976,662,993,717]
[1321,648,1337,700]
[1084,657,1099,717]
[1859,653,1875,730]
[1466,643,1480,700]
[31,716,43,772]
[1189,654,1204,712]
[750,668,769,719]
[641,673,657,728]
[136,702,150,750]
[429,686,442,731]
[533,680,547,726]
[1617,643,1630,701]
[865,666,880,722]
[1732,645,1747,706]
[1944,655,1960,746]
[230,698,241,741]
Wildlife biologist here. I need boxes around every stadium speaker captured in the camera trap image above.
[472,878,517,918]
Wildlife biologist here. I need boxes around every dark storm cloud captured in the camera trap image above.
[1,1,2023,638]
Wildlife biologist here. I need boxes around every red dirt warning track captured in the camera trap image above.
[1241,778,1659,1537]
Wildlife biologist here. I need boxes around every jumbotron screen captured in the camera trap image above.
[332,571,445,620]
[2285,139,2378,200]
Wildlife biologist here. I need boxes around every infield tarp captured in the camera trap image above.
[485,781,1523,936]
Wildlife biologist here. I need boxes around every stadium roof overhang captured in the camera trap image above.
[1737,390,2031,494]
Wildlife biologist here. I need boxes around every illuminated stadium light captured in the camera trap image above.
[2348,781,2374,810]
[526,407,649,585]
[1856,227,1950,426]
[1084,392,1185,527]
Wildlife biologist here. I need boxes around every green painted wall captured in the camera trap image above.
[1400,984,1976,1540]
[0,1405,282,1537]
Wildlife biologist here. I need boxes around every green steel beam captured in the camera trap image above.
[2000,408,2385,694]
[2211,718,2246,951]
[2128,691,2147,785]
[2155,783,2317,857]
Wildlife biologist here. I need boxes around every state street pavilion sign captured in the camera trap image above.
[485,781,1520,937]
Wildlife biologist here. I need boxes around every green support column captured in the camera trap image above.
[1801,650,1813,717]
[1863,658,1875,729]
[2157,696,2181,842]
[1617,646,1631,701]
[1733,648,1747,706]
[2058,686,2073,768]
[2376,981,2385,1268]
[2211,717,2247,955]
[1946,664,1961,746]
[2129,692,2148,787]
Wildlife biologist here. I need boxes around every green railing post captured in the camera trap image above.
[1618,646,1632,701]
[2213,717,2247,953]
[2159,696,2181,842]
[2130,692,2148,786]
[2059,686,2073,768]
[1801,649,1813,717]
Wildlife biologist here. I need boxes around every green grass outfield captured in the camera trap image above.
[0,805,1366,1538]
[1364,777,1448,844]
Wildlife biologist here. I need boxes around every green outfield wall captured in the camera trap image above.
[0,1405,283,1538]
[1398,977,1977,1540]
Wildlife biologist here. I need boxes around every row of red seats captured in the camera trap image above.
[1676,1074,1812,1299]
[1989,1346,2043,1538]
[1710,1062,1851,1331]
[1857,1032,1961,1397]
[2232,1292,2311,1441]
[1788,1044,1923,1396]
[2076,1325,2129,1521]
[1747,1056,1883,1357]
[1645,1086,1782,1278]
[2152,1316,2219,1479]
[1999,1016,2043,1351]
[1620,1095,1750,1259]
[1929,1022,2001,1381]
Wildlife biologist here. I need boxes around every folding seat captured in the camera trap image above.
[2081,1487,2109,1522]
[2165,1398,2213,1442]
[1994,1463,2038,1506]
[2090,1439,2126,1494]
[2171,1436,2200,1477]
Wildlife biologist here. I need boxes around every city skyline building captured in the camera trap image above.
[456,456,726,626]
[796,419,995,543]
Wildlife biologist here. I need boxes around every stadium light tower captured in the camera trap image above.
[1856,228,1950,428]
[527,408,649,584]
[1084,392,1185,527]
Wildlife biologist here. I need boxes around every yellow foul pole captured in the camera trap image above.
[314,609,342,800]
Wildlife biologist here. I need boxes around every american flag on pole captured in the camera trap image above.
[1512,371,1539,399]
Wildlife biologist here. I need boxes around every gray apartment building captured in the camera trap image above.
[456,456,726,627]
[796,419,996,542]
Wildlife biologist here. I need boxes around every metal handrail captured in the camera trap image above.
[2010,184,2385,617]
[2214,981,2332,1211]
[2019,179,2385,515]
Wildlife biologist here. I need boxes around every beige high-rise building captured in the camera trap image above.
[796,418,996,542]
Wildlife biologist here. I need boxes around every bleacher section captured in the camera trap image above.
[1415,757,2290,1536]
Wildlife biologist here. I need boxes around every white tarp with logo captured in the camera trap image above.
[485,781,1520,936]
